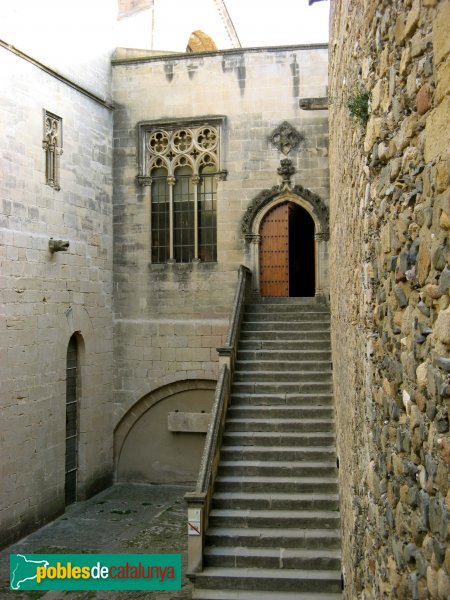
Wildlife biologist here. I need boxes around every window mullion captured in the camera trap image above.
[192,174,200,261]
[168,176,175,262]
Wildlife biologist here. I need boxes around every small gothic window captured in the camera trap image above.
[139,121,224,263]
[66,335,78,505]
[43,110,62,190]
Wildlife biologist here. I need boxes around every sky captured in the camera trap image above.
[225,0,330,47]
[0,0,330,74]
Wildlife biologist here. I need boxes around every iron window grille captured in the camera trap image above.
[137,119,227,263]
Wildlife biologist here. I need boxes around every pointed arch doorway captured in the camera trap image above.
[259,202,315,297]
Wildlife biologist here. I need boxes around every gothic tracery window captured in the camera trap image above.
[138,122,225,263]
[43,110,62,190]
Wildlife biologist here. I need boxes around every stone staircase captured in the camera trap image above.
[191,298,343,600]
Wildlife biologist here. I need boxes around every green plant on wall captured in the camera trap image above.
[347,91,369,127]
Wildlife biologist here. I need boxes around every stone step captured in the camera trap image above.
[235,360,332,372]
[240,329,330,342]
[241,321,330,332]
[246,298,330,314]
[232,382,333,395]
[244,312,330,322]
[225,417,335,433]
[203,546,342,570]
[214,475,339,494]
[220,445,336,462]
[192,567,342,593]
[233,371,332,383]
[208,508,340,530]
[239,339,331,350]
[217,460,337,478]
[231,393,334,406]
[212,491,340,511]
[205,526,341,549]
[249,297,324,304]
[222,431,336,447]
[237,349,332,361]
[193,589,342,600]
[227,405,333,420]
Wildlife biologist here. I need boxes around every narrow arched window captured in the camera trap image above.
[173,165,195,263]
[198,164,217,262]
[151,167,170,263]
[65,335,78,505]
[43,110,62,190]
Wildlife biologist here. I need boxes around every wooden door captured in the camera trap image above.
[259,204,289,297]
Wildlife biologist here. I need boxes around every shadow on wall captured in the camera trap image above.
[114,380,216,484]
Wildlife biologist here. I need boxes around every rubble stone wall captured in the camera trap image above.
[329,0,449,598]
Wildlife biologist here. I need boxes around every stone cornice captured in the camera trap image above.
[0,39,114,110]
[112,43,329,66]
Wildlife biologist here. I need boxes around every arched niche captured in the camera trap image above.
[114,379,215,484]
[241,186,330,299]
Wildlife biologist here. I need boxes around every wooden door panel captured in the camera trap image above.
[259,204,289,297]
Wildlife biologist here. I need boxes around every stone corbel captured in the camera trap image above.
[49,238,69,253]
[136,175,152,186]
[299,97,328,110]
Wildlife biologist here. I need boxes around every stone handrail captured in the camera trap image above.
[218,265,252,373]
[184,265,252,574]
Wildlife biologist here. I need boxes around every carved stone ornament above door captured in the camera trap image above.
[270,121,304,155]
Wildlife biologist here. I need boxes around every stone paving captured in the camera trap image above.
[0,484,193,600]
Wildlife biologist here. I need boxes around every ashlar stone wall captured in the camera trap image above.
[329,0,449,598]
[111,44,329,428]
[0,45,114,547]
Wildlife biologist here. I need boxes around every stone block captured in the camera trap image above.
[372,79,384,111]
[404,0,421,40]
[394,114,419,152]
[167,411,211,433]
[417,240,431,285]
[435,60,450,104]
[433,0,450,65]
[424,97,450,162]
[416,84,432,115]
[400,46,412,76]
[411,32,432,58]
[439,209,450,230]
[395,14,406,45]
[364,116,383,152]
[394,285,408,308]
[379,46,389,76]
[433,307,450,345]
[437,568,450,598]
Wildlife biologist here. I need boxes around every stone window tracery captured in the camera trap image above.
[42,110,62,191]
[138,121,226,263]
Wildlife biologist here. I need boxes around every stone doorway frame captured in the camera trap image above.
[241,185,330,299]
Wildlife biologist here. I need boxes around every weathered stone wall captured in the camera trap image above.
[329,0,449,598]
[0,45,114,547]
[111,45,329,425]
